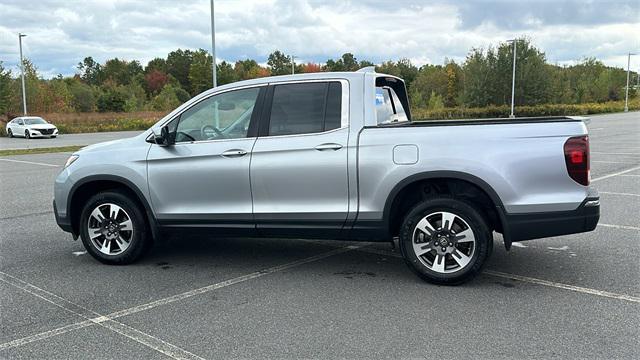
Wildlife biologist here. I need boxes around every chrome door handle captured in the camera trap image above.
[315,143,343,151]
[221,149,248,158]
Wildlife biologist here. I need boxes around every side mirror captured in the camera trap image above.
[154,125,175,146]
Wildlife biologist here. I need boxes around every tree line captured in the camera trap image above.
[0,38,637,117]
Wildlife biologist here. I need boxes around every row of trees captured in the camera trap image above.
[0,38,637,117]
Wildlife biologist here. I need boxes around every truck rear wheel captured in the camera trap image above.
[398,196,492,285]
[79,191,151,265]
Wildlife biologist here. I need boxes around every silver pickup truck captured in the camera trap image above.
[54,68,599,284]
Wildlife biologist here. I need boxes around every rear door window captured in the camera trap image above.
[268,81,342,136]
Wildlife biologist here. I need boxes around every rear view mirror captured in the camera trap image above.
[217,101,236,111]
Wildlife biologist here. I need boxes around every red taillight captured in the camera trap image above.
[564,135,590,186]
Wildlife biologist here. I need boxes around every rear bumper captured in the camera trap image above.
[506,197,600,242]
[53,199,73,234]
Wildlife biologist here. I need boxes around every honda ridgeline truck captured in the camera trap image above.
[54,68,599,284]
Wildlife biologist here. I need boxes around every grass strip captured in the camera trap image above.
[0,145,85,157]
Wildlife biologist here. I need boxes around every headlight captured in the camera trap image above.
[64,155,79,168]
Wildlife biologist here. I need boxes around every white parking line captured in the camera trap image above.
[485,271,640,304]
[95,321,205,360]
[0,272,205,359]
[592,165,640,182]
[598,223,640,231]
[356,247,640,304]
[619,174,640,177]
[0,321,94,351]
[0,246,359,352]
[0,158,60,167]
[599,191,640,197]
[107,245,359,320]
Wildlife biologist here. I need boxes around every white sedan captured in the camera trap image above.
[6,116,59,139]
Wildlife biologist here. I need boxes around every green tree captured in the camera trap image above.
[217,61,237,85]
[102,58,139,85]
[267,50,292,75]
[152,85,182,111]
[427,91,444,110]
[167,49,194,92]
[41,76,73,113]
[0,62,12,115]
[77,57,103,85]
[324,53,362,72]
[462,47,495,107]
[145,57,167,74]
[235,59,264,80]
[21,59,41,113]
[67,78,96,112]
[97,86,127,112]
[444,61,463,107]
[173,86,191,103]
[359,60,375,68]
[188,49,213,95]
[411,64,449,108]
[376,58,419,87]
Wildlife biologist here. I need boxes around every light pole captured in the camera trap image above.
[507,39,517,118]
[18,33,27,115]
[291,55,296,75]
[210,0,216,88]
[624,52,636,112]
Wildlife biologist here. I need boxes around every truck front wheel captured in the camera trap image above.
[79,191,151,265]
[398,196,492,285]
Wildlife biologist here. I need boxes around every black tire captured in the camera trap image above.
[79,191,151,265]
[51,135,57,138]
[398,196,492,285]
[24,130,30,139]
[7,129,12,138]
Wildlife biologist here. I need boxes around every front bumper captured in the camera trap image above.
[505,197,600,242]
[53,199,73,234]
[30,129,58,137]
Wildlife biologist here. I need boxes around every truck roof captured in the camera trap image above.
[199,69,402,97]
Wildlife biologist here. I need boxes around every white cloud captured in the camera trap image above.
[0,0,638,78]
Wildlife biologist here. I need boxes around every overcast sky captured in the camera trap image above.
[0,0,638,78]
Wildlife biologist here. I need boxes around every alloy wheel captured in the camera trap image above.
[87,203,134,255]
[411,211,476,274]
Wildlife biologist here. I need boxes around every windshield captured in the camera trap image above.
[24,117,47,125]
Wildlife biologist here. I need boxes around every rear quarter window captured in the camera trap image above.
[376,86,408,124]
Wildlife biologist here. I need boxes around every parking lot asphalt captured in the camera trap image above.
[0,131,144,150]
[0,111,638,359]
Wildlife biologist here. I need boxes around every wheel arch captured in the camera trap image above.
[383,171,511,247]
[67,175,158,241]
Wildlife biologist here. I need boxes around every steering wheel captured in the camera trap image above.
[201,125,224,139]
